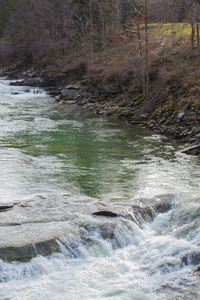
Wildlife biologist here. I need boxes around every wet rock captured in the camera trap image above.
[4,223,21,227]
[149,261,182,276]
[98,224,117,240]
[92,211,119,218]
[0,203,14,211]
[161,135,171,142]
[9,80,25,86]
[92,199,173,226]
[131,205,155,225]
[81,223,117,241]
[9,78,45,87]
[35,239,61,257]
[182,249,200,266]
[55,95,61,101]
[64,100,78,105]
[154,199,173,214]
[0,239,61,262]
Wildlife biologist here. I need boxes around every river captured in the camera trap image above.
[0,78,200,299]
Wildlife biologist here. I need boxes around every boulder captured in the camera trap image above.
[131,205,155,225]
[61,88,81,100]
[0,239,61,262]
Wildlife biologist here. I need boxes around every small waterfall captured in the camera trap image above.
[17,88,46,95]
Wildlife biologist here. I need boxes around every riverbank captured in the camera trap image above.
[1,30,200,155]
[1,62,199,156]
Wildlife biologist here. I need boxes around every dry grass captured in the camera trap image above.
[40,23,200,112]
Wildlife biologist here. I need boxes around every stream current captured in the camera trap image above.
[0,78,200,299]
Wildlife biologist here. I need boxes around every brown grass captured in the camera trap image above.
[36,23,199,114]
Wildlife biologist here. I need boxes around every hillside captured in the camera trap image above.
[1,23,200,154]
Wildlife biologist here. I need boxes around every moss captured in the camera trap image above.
[108,60,114,66]
[81,78,89,86]
[139,93,145,100]
[129,88,135,93]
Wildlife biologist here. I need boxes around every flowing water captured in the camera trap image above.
[0,78,200,299]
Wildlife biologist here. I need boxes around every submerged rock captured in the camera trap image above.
[154,199,173,214]
[131,205,155,225]
[182,249,200,266]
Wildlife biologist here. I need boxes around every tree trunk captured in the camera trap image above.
[136,10,145,94]
[144,0,149,105]
[89,0,94,65]
[197,23,199,47]
[191,8,195,49]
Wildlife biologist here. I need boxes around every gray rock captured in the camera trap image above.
[55,95,61,101]
[161,135,171,142]
[61,89,70,97]
[182,249,200,266]
[65,84,81,90]
[61,88,80,100]
[177,112,185,120]
[154,199,172,213]
[0,203,14,211]
[0,239,61,262]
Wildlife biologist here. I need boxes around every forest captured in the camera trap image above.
[0,0,200,65]
[0,0,200,152]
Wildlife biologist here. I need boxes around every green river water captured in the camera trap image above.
[0,78,200,300]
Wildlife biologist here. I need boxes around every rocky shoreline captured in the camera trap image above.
[2,67,200,155]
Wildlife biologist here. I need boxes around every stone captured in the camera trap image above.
[161,135,171,142]
[65,100,78,105]
[131,205,155,225]
[182,249,200,266]
[92,211,119,217]
[65,84,81,90]
[177,112,185,120]
[154,199,172,213]
[55,95,61,101]
[61,88,80,100]
[61,89,70,97]
[0,239,61,262]
[0,203,14,211]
